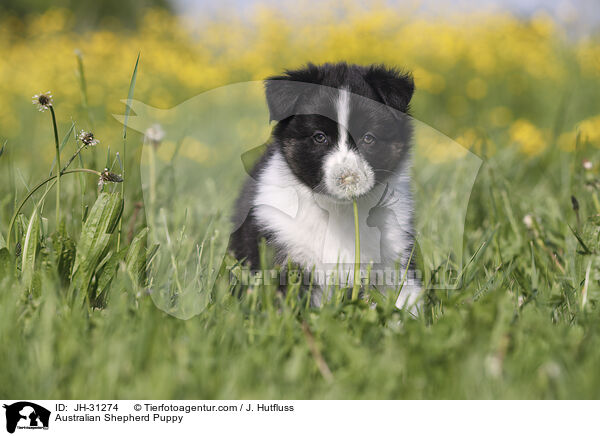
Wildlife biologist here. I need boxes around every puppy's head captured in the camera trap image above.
[265,62,414,200]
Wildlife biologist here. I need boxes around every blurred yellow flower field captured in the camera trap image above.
[0,5,599,168]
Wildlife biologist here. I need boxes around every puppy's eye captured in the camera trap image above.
[363,133,376,144]
[312,132,328,144]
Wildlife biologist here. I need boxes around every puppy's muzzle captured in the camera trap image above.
[324,150,375,199]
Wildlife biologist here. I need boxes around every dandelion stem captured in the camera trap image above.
[6,169,100,249]
[49,106,61,225]
[351,198,361,301]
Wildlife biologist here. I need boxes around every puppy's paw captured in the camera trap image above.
[395,283,422,318]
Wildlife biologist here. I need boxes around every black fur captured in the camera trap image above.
[230,62,415,267]
[229,145,277,267]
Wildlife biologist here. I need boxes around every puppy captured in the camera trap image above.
[230,62,421,311]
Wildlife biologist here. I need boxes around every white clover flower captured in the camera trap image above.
[32,91,53,111]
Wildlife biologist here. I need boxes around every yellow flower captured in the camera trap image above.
[413,67,446,94]
[509,119,546,155]
[466,78,487,100]
[0,6,590,163]
[578,115,600,146]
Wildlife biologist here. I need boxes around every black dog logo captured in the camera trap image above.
[3,402,50,433]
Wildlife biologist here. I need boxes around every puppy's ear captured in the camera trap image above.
[364,66,415,114]
[264,64,323,122]
[264,76,301,122]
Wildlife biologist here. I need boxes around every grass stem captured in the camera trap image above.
[6,168,100,249]
[149,143,157,235]
[116,52,140,252]
[352,198,361,301]
[49,106,61,225]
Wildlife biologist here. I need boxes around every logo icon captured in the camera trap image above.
[3,402,50,433]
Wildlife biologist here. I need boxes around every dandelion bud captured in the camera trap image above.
[101,169,124,183]
[571,195,579,212]
[98,168,124,192]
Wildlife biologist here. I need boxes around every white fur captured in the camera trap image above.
[336,87,351,152]
[323,87,375,199]
[253,150,421,312]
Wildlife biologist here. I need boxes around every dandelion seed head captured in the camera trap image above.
[523,214,534,229]
[144,124,165,147]
[32,91,53,111]
[324,150,374,200]
[582,159,593,170]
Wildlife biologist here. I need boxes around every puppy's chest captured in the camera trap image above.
[251,150,412,268]
[255,188,406,267]
[296,199,388,266]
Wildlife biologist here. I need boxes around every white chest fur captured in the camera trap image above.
[253,151,414,274]
[252,150,421,311]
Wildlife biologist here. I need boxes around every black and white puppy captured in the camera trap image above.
[230,62,421,310]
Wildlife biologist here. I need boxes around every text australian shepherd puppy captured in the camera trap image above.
[230,62,422,312]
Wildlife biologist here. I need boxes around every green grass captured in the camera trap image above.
[2,60,600,400]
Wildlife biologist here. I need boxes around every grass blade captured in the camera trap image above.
[70,192,124,305]
[125,227,149,288]
[52,223,76,287]
[75,49,94,129]
[94,249,126,307]
[122,52,140,140]
[21,207,40,291]
[117,52,140,251]
[569,224,591,254]
[0,247,11,279]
